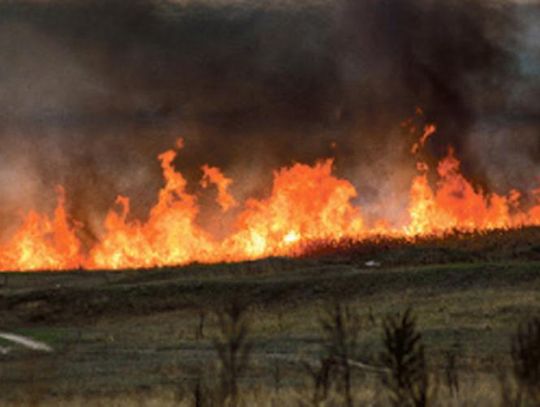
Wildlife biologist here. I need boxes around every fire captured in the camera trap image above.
[0,187,82,271]
[0,128,539,271]
[200,165,237,212]
[406,148,534,235]
[411,124,437,155]
[221,160,365,260]
[86,149,216,270]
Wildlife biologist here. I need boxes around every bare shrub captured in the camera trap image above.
[379,308,432,407]
[320,300,362,407]
[213,299,253,407]
[301,300,362,406]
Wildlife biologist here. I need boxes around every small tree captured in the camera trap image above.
[379,308,431,407]
[213,299,252,407]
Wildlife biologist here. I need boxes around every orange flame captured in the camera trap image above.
[0,187,82,271]
[411,124,437,154]
[406,148,535,235]
[222,160,365,260]
[0,127,539,271]
[86,149,215,270]
[201,165,237,212]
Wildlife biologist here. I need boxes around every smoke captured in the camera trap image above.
[0,0,537,235]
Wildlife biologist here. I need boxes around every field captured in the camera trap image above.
[1,228,540,406]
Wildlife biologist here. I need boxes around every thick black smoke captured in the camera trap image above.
[0,0,538,236]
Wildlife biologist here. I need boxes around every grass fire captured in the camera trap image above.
[3,124,540,272]
[0,0,539,405]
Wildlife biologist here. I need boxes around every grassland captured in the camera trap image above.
[1,228,540,405]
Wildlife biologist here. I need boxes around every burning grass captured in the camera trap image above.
[1,125,539,272]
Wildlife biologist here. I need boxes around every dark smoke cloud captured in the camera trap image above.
[333,0,538,216]
[0,0,537,236]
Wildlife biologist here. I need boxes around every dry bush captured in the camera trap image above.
[319,301,362,407]
[301,300,362,406]
[213,299,253,407]
[379,308,433,407]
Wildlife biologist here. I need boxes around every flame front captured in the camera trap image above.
[222,160,365,260]
[406,149,531,235]
[1,128,539,271]
[0,187,82,271]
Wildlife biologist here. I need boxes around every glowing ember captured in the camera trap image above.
[0,128,539,271]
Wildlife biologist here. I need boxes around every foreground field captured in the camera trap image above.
[1,229,540,405]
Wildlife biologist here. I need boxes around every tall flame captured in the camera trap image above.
[406,148,530,235]
[0,187,82,271]
[222,159,365,260]
[200,165,237,212]
[87,149,215,270]
[1,128,539,271]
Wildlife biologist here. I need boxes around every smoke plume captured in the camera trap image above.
[0,0,538,236]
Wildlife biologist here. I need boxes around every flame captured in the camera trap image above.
[0,187,82,271]
[221,160,365,260]
[0,127,539,271]
[86,148,216,270]
[406,148,535,235]
[411,124,437,154]
[201,165,237,212]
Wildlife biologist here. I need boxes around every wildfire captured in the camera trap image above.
[1,127,539,271]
